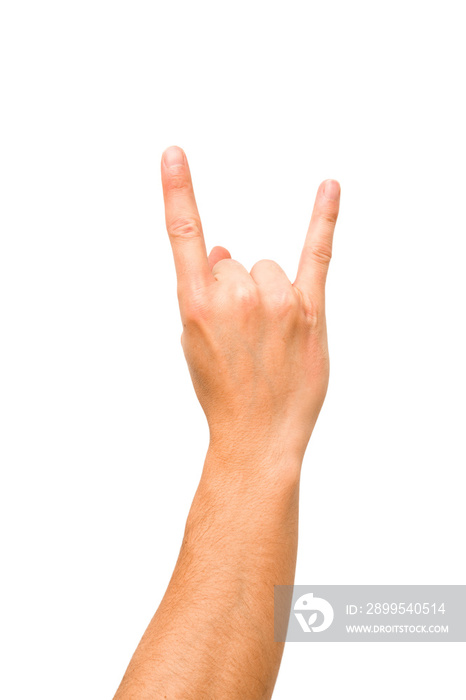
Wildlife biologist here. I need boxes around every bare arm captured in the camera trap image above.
[114,146,340,699]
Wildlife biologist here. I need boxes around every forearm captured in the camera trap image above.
[114,442,302,699]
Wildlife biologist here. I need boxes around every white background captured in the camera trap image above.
[1,1,465,698]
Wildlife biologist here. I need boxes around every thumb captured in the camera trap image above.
[207,246,231,271]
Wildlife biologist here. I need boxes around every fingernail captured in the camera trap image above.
[323,179,340,201]
[163,146,185,168]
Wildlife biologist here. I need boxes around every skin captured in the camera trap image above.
[114,146,340,699]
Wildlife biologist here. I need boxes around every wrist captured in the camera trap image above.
[203,434,303,493]
[206,410,316,472]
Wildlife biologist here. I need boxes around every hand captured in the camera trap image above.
[161,146,340,463]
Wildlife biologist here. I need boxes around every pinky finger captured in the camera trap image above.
[294,179,340,301]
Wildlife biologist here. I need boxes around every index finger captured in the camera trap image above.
[161,146,213,293]
[293,179,340,301]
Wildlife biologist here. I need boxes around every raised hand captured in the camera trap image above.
[161,145,340,463]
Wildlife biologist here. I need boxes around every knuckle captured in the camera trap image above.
[251,258,282,275]
[233,283,259,308]
[308,243,332,267]
[181,296,209,325]
[319,209,338,227]
[168,216,203,240]
[257,258,277,268]
[303,297,324,327]
[212,257,234,276]
[294,286,323,327]
[269,288,298,315]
